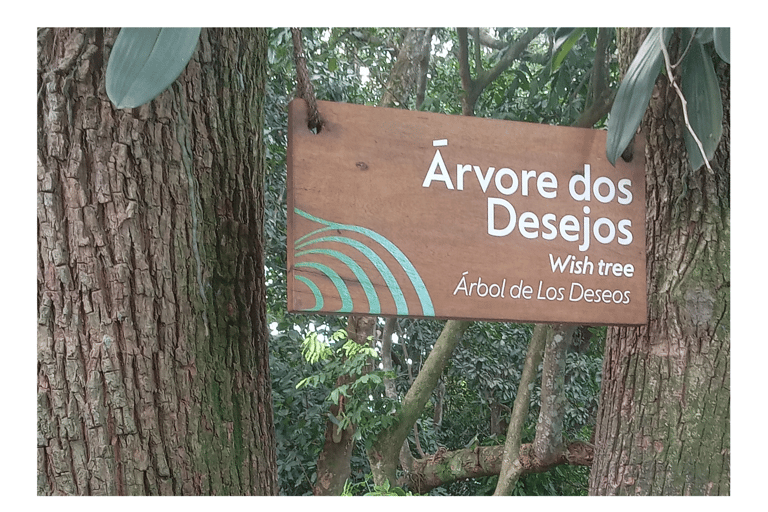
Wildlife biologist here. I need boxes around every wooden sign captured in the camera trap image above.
[287,99,646,325]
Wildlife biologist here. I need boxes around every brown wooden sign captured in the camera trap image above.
[287,99,646,325]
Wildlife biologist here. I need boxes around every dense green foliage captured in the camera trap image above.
[264,27,609,496]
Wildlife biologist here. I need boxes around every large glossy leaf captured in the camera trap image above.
[606,28,672,165]
[714,27,730,63]
[106,27,201,109]
[695,28,714,44]
[681,31,723,170]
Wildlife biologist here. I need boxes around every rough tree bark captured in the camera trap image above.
[532,325,575,465]
[37,28,278,495]
[589,28,730,495]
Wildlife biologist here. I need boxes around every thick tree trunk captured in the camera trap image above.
[37,28,278,495]
[588,28,730,495]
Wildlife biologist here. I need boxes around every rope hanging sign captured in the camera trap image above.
[291,28,323,133]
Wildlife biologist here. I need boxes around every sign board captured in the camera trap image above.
[287,99,646,325]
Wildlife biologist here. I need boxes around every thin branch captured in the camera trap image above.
[589,28,610,108]
[659,30,714,174]
[456,28,474,116]
[415,27,435,110]
[493,323,548,495]
[673,27,698,69]
[392,321,471,445]
[476,28,545,94]
[573,27,615,128]
[368,320,471,485]
[381,317,398,400]
[476,28,507,50]
[459,27,545,116]
[472,27,482,76]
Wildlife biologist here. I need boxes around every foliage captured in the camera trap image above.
[106,27,201,109]
[606,27,728,169]
[342,475,418,496]
[296,329,399,446]
[468,28,618,126]
[269,321,328,494]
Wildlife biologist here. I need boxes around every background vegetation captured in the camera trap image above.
[264,27,612,495]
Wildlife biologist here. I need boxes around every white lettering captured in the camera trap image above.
[618,219,633,245]
[538,172,558,199]
[494,168,519,195]
[422,149,454,189]
[569,164,591,201]
[617,178,633,205]
[474,165,495,192]
[488,198,516,236]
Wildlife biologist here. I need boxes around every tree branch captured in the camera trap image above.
[380,27,434,109]
[472,27,482,77]
[458,27,545,116]
[380,317,398,399]
[573,27,615,128]
[456,28,474,116]
[475,28,544,97]
[415,28,435,110]
[532,325,575,465]
[493,323,548,495]
[476,28,507,50]
[368,320,471,486]
[403,440,594,494]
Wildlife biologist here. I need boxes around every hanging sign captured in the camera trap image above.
[287,99,646,325]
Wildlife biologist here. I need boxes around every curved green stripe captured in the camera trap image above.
[296,236,407,315]
[296,248,381,315]
[294,275,324,311]
[295,208,434,316]
[295,261,353,313]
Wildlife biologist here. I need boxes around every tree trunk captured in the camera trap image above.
[37,27,278,495]
[313,315,375,495]
[589,28,730,495]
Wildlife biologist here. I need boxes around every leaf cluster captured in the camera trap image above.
[606,27,728,169]
[296,329,399,444]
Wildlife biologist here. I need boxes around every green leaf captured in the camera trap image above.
[681,32,723,170]
[606,28,672,165]
[106,27,201,109]
[695,28,714,44]
[550,28,584,72]
[714,27,730,64]
[327,412,341,427]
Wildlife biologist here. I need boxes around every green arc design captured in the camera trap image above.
[296,236,407,315]
[294,261,353,313]
[293,208,434,316]
[294,275,323,311]
[296,248,381,314]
